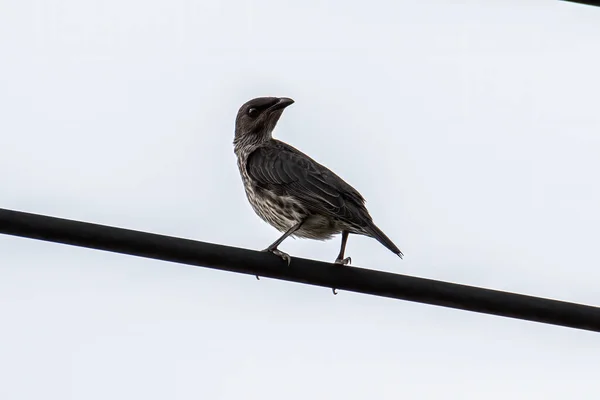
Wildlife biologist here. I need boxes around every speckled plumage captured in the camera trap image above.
[233,96,403,264]
[237,145,367,240]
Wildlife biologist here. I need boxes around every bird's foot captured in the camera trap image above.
[262,247,292,266]
[334,256,352,265]
[331,257,351,295]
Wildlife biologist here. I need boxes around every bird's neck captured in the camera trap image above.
[233,132,271,157]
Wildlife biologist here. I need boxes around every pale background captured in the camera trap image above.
[1,0,599,399]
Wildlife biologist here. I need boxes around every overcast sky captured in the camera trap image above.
[1,0,600,399]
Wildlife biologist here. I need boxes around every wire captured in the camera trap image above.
[561,0,600,7]
[1,207,599,332]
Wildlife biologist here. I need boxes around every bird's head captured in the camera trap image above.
[234,97,294,148]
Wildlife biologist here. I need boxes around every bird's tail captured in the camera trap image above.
[363,222,404,259]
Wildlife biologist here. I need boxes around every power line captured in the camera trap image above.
[561,0,600,7]
[1,207,599,332]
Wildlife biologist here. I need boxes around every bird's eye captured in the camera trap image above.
[247,108,259,118]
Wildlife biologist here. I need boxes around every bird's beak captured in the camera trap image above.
[269,97,295,112]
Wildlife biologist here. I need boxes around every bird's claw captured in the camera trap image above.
[331,257,350,295]
[262,248,292,266]
[334,256,351,265]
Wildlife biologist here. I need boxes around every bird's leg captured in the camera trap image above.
[331,231,351,295]
[260,220,305,271]
[334,231,351,265]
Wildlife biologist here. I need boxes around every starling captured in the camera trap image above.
[233,96,403,269]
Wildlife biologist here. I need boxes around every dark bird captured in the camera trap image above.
[233,96,403,270]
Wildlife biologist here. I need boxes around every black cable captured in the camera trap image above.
[561,0,600,7]
[1,207,599,332]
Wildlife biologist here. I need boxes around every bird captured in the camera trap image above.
[233,96,403,274]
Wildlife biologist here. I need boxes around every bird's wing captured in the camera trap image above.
[246,141,370,223]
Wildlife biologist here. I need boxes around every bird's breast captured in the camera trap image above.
[236,154,301,230]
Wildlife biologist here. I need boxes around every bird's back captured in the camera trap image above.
[246,139,373,228]
[276,140,365,198]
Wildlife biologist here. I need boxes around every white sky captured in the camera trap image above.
[1,0,600,399]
